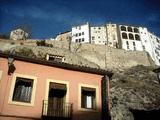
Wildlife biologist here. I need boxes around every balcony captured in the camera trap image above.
[42,100,73,120]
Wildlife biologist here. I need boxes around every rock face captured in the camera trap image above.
[10,28,29,40]
[110,65,160,120]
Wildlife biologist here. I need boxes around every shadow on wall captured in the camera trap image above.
[42,107,111,120]
[130,109,160,120]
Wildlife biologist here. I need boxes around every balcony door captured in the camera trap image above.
[47,82,67,117]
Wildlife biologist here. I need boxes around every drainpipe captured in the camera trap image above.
[102,75,111,120]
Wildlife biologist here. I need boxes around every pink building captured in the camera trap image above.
[0,52,112,120]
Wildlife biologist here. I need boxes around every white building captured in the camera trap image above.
[55,31,72,42]
[148,32,160,65]
[10,28,29,40]
[106,23,119,48]
[90,26,107,45]
[71,23,90,43]
[118,25,143,51]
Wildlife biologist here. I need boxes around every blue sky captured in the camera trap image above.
[0,0,160,39]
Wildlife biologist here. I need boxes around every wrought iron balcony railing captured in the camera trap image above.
[42,100,73,119]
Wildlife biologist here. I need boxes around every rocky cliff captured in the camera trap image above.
[110,65,160,120]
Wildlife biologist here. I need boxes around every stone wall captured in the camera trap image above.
[0,39,155,71]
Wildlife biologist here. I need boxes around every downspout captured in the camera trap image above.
[102,75,111,120]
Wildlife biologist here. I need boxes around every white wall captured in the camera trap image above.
[119,25,143,51]
[106,23,119,48]
[90,26,107,45]
[72,23,90,43]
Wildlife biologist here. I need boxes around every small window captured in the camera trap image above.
[134,28,139,33]
[126,41,129,45]
[98,27,101,30]
[81,87,96,109]
[121,26,126,31]
[12,77,33,103]
[76,34,78,37]
[127,27,133,32]
[47,54,64,62]
[135,34,140,40]
[82,32,84,35]
[133,42,135,46]
[79,33,81,36]
[129,33,134,40]
[122,33,128,39]
[76,39,78,42]
[98,36,100,39]
[79,39,81,42]
[82,38,84,42]
[92,36,95,40]
[127,45,129,49]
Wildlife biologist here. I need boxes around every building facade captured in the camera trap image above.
[118,25,143,51]
[0,53,111,120]
[106,23,119,48]
[90,26,107,45]
[10,28,29,41]
[71,23,90,43]
[55,31,72,42]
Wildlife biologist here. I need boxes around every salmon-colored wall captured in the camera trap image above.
[0,58,103,120]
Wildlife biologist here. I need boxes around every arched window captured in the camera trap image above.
[134,28,139,33]
[122,33,128,39]
[127,27,133,32]
[121,26,126,31]
[129,33,134,40]
[135,34,140,40]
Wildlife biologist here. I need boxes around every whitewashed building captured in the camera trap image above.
[106,23,119,48]
[148,32,160,65]
[71,23,90,43]
[118,25,143,51]
[10,28,29,40]
[90,26,107,45]
[55,31,72,42]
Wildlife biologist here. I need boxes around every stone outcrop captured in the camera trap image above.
[110,65,160,120]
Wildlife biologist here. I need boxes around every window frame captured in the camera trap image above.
[8,73,37,106]
[78,84,99,111]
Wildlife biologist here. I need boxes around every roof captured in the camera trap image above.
[0,52,112,77]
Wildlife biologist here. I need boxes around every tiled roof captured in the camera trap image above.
[0,52,112,76]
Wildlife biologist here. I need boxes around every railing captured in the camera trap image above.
[42,100,73,119]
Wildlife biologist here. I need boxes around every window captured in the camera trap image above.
[79,33,81,36]
[129,33,134,40]
[78,84,98,111]
[76,34,78,37]
[133,42,135,46]
[46,54,65,62]
[121,26,126,31]
[12,77,33,103]
[82,32,84,35]
[126,41,129,45]
[127,27,133,32]
[76,39,78,42]
[122,33,128,39]
[135,34,140,40]
[9,73,37,106]
[98,27,101,30]
[81,87,96,109]
[82,38,84,42]
[134,28,139,33]
[92,36,95,40]
[79,39,81,42]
